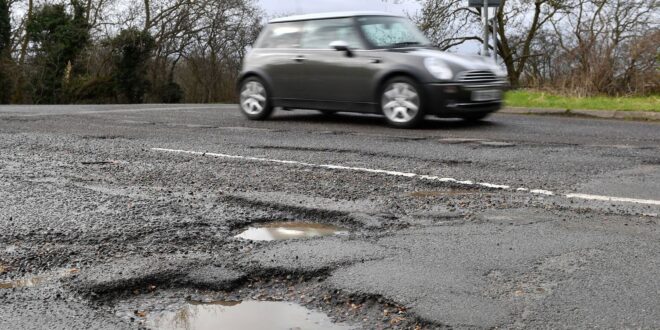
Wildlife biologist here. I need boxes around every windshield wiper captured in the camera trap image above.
[390,41,423,48]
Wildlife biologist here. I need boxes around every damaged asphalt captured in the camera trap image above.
[0,105,658,329]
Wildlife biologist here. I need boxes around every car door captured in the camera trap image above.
[299,18,381,111]
[256,21,307,105]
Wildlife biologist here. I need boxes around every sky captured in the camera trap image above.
[258,0,421,19]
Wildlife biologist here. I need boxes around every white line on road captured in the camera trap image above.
[152,147,660,206]
[565,193,660,206]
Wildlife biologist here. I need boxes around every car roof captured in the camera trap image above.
[269,11,402,23]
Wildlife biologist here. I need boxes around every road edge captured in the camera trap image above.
[501,107,660,121]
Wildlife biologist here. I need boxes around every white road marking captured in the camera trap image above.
[530,189,555,196]
[565,194,660,206]
[152,148,660,206]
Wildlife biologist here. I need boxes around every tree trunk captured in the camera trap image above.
[143,0,150,31]
[12,0,32,103]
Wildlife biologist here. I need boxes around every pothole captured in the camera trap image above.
[479,141,515,147]
[234,222,349,241]
[143,299,354,330]
[110,276,428,330]
[0,268,79,289]
[0,276,46,289]
[438,138,485,144]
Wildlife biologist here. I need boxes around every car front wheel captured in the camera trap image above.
[380,77,425,128]
[239,77,273,120]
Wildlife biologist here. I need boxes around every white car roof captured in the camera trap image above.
[269,11,402,23]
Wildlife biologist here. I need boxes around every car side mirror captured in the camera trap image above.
[329,41,353,57]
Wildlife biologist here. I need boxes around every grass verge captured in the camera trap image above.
[505,90,660,112]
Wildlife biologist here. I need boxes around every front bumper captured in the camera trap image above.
[423,82,508,118]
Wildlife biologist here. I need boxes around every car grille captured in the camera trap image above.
[457,70,498,84]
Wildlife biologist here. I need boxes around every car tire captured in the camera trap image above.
[238,77,274,120]
[380,77,426,128]
[461,112,491,122]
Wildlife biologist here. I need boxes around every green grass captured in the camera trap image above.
[505,90,660,112]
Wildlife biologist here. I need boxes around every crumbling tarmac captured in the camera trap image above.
[1,105,658,329]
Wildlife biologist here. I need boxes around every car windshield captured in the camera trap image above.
[357,16,431,49]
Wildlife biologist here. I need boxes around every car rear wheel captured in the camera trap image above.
[239,77,273,120]
[380,77,425,128]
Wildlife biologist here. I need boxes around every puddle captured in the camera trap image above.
[145,300,353,330]
[438,138,485,144]
[0,276,46,289]
[0,268,79,289]
[235,222,349,241]
[479,141,515,147]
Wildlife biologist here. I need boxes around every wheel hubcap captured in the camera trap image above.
[382,82,420,123]
[240,81,267,115]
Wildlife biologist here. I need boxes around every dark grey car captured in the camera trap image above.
[237,11,508,128]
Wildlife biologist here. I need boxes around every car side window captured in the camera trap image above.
[300,18,363,49]
[358,17,429,48]
[255,22,304,49]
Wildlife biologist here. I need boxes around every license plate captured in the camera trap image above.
[472,90,501,102]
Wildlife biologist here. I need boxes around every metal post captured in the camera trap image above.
[492,9,498,63]
[482,0,490,57]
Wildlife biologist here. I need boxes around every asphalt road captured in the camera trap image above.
[0,105,658,329]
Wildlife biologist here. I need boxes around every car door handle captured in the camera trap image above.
[370,58,382,64]
[293,56,305,62]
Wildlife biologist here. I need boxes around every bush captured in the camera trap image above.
[111,28,155,103]
[26,1,90,104]
[64,75,116,104]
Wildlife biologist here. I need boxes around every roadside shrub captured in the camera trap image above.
[111,28,155,103]
[26,1,90,104]
[152,81,183,104]
[64,75,116,104]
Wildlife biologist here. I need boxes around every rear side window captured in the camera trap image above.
[255,22,304,49]
[300,18,363,49]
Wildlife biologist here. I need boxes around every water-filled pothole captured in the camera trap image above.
[0,276,45,289]
[145,300,353,330]
[235,222,349,241]
[0,268,79,289]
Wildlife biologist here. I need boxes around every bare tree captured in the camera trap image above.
[549,0,659,95]
[412,0,479,50]
[412,0,567,87]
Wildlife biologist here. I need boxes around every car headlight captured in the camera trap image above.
[424,57,453,80]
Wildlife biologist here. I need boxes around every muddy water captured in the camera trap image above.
[145,300,353,330]
[0,276,45,289]
[235,222,349,241]
[0,268,79,289]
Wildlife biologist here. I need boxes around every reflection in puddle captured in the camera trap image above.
[146,300,353,330]
[0,268,79,289]
[0,276,45,289]
[235,222,349,241]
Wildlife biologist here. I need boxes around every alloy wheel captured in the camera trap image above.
[381,82,420,124]
[240,81,267,115]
